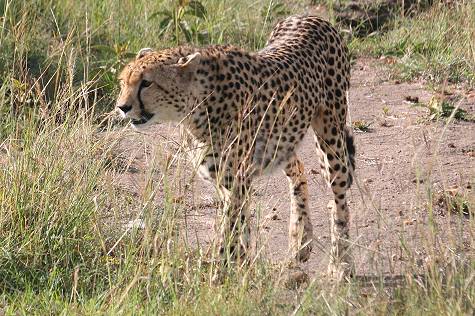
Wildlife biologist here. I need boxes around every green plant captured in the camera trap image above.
[261,1,289,20]
[149,0,208,44]
[352,119,372,132]
[434,188,473,217]
[427,96,474,122]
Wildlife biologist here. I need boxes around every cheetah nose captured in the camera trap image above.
[118,104,132,114]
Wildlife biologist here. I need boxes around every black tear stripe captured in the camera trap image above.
[137,82,154,122]
[138,83,146,111]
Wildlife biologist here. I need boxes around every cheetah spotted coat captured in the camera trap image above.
[116,15,356,278]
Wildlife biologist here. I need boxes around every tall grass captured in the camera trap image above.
[0,0,474,314]
[350,1,475,86]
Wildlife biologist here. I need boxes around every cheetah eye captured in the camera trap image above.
[141,80,153,88]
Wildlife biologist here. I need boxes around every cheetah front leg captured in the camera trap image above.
[216,170,251,265]
[196,151,251,265]
[284,155,313,263]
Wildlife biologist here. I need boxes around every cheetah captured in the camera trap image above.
[116,15,356,279]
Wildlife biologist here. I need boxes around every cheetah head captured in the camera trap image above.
[116,48,201,127]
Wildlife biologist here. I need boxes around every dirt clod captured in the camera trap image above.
[282,267,309,289]
[405,95,419,103]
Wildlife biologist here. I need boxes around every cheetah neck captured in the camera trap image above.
[183,46,259,145]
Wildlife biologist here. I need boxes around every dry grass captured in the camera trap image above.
[0,0,474,314]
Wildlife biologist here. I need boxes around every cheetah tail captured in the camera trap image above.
[345,126,356,175]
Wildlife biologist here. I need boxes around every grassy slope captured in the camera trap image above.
[0,0,474,314]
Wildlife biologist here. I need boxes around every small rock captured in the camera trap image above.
[412,177,424,184]
[380,120,393,127]
[125,219,145,230]
[448,143,456,148]
[283,267,309,289]
[310,168,320,175]
[173,195,185,204]
[380,55,397,64]
[442,89,454,96]
[403,218,416,226]
[416,258,424,267]
[265,208,280,220]
[127,166,140,174]
[405,95,419,103]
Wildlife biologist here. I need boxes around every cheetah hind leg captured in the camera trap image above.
[326,128,356,281]
[312,120,356,281]
[326,200,355,281]
[284,155,313,263]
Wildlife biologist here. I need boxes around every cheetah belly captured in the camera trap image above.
[252,132,300,176]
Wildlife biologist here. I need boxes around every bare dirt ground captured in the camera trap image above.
[113,58,475,278]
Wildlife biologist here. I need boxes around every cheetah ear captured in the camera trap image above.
[174,52,201,82]
[176,52,201,69]
[136,48,154,59]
